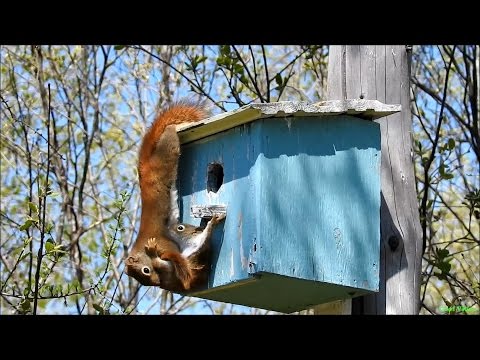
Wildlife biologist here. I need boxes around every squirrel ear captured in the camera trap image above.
[125,256,137,266]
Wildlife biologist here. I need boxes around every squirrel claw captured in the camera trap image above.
[145,238,158,256]
[210,213,226,224]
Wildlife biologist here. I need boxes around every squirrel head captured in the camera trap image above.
[167,222,212,279]
[168,223,205,244]
[125,251,169,287]
[125,238,186,291]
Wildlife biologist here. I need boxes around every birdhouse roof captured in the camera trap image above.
[177,99,400,144]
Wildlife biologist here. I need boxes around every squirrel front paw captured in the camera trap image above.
[145,238,158,257]
[210,213,226,225]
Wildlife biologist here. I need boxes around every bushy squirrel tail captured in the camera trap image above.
[140,101,208,161]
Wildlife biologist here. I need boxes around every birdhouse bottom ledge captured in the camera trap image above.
[188,272,373,314]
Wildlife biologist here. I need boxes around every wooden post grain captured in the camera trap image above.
[315,45,422,315]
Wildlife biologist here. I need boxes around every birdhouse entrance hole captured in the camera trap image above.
[207,163,223,193]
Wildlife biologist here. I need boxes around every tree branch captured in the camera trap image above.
[419,46,456,253]
[33,82,52,315]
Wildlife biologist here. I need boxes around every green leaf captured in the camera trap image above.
[220,45,230,56]
[444,262,451,273]
[45,241,54,253]
[439,163,446,176]
[19,251,31,262]
[448,138,455,150]
[275,73,283,87]
[19,219,33,231]
[438,261,451,274]
[114,45,126,51]
[233,64,243,74]
[93,303,105,314]
[438,164,453,180]
[20,299,31,311]
[45,223,54,233]
[28,202,38,214]
[437,248,449,259]
[216,56,225,66]
[71,279,80,291]
[434,271,447,280]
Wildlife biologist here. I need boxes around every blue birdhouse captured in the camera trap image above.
[176,100,400,313]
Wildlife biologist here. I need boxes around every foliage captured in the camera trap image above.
[411,45,479,314]
[0,45,325,314]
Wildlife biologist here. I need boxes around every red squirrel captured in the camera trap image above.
[125,102,225,293]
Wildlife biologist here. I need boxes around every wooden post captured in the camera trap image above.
[320,45,422,314]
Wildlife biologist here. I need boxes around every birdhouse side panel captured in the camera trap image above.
[251,116,381,292]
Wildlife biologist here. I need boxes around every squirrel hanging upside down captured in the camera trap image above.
[125,102,225,293]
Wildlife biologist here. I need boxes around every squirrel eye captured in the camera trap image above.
[141,266,151,275]
[177,224,185,232]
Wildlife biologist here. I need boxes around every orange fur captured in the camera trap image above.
[139,103,207,165]
[159,251,193,290]
[126,101,207,291]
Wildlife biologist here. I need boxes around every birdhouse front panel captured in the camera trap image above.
[177,123,259,288]
[175,100,399,313]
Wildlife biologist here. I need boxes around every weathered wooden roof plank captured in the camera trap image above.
[177,99,401,144]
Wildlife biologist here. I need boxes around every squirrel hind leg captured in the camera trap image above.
[154,125,180,157]
[169,184,180,226]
